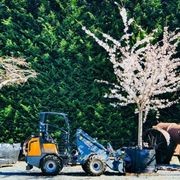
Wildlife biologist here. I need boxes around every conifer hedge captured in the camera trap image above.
[0,0,179,147]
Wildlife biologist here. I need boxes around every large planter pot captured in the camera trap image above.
[0,143,21,166]
[125,147,156,173]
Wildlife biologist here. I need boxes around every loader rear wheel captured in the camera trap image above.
[41,155,63,175]
[85,155,106,176]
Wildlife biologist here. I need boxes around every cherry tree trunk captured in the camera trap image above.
[138,110,143,149]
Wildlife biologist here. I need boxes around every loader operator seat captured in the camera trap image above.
[43,132,55,143]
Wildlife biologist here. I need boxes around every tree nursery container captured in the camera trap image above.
[125,147,156,173]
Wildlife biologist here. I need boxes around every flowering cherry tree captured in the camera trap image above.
[82,6,180,149]
[0,57,37,89]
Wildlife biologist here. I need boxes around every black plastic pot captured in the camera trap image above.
[124,147,156,173]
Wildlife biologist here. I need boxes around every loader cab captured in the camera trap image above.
[39,112,70,156]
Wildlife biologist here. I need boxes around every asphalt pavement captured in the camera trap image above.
[0,161,180,180]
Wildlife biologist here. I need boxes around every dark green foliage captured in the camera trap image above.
[0,0,179,147]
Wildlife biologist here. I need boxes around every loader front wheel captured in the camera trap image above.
[86,155,106,176]
[41,155,63,176]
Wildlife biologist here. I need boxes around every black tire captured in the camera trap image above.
[85,155,106,176]
[81,162,88,173]
[41,155,63,176]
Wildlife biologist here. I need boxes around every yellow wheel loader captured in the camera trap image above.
[23,112,126,176]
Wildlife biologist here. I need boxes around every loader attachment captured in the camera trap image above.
[75,129,125,175]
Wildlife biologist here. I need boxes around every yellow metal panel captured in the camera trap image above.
[43,143,58,154]
[27,137,41,156]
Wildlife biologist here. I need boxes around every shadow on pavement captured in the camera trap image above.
[0,171,125,177]
[61,171,125,176]
[0,172,42,176]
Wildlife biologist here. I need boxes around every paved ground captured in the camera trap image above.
[0,161,180,180]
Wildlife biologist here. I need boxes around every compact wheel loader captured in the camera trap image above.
[23,112,126,176]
